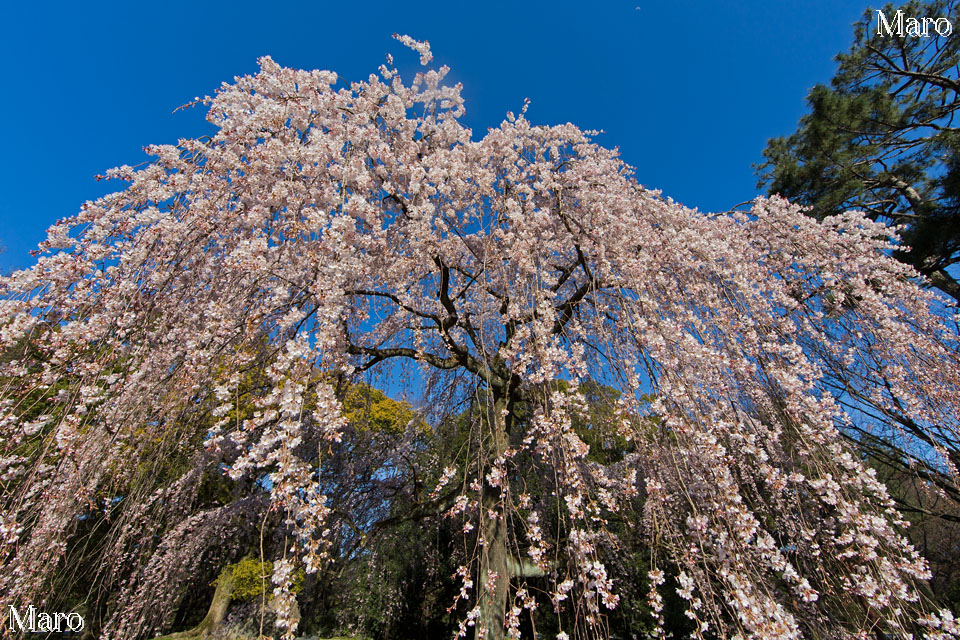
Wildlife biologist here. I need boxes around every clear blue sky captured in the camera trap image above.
[0,0,877,273]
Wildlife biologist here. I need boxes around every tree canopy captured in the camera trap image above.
[757,0,960,531]
[2,35,960,640]
[758,0,960,302]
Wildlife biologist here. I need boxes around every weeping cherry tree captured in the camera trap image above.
[2,35,960,640]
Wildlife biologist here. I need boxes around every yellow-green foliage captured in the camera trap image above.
[225,557,304,602]
[342,383,416,435]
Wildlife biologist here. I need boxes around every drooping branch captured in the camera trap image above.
[345,342,460,371]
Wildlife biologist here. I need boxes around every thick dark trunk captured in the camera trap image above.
[476,393,511,640]
[478,492,511,640]
[926,267,960,305]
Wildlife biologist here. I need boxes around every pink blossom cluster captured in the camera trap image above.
[1,36,958,640]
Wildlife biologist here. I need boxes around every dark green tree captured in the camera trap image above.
[758,0,960,302]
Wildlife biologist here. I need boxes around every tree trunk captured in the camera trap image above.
[476,393,511,640]
[154,568,235,640]
[926,267,960,305]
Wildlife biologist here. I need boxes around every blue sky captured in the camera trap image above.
[0,0,876,273]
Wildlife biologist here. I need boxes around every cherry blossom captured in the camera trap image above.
[1,36,958,640]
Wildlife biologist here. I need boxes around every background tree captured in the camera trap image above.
[858,432,960,612]
[758,0,960,302]
[757,0,960,530]
[2,35,960,640]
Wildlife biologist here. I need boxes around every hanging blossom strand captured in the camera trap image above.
[0,35,958,640]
